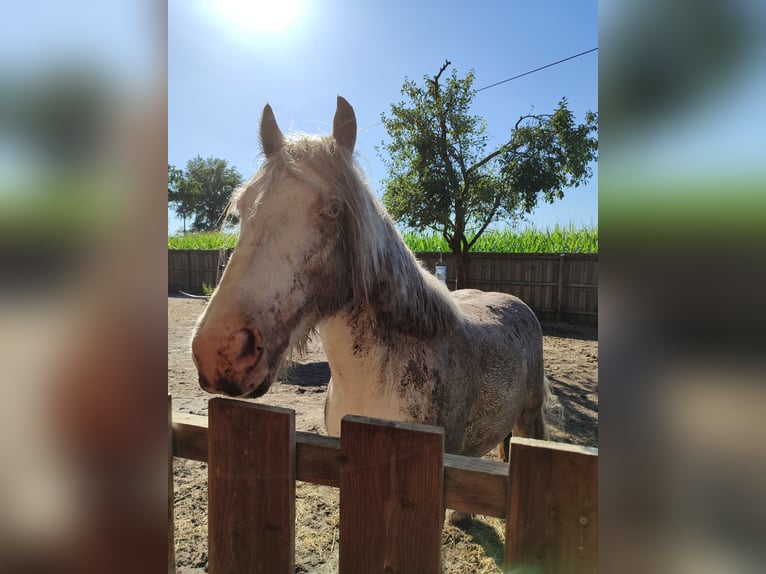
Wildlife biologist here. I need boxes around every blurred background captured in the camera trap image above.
[600,0,766,572]
[0,1,166,573]
[0,1,764,572]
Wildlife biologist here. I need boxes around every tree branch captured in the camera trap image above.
[466,195,503,250]
[466,112,554,176]
[432,60,451,85]
[468,144,514,175]
[427,62,462,194]
[514,112,553,130]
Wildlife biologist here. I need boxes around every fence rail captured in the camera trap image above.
[169,396,598,573]
[168,249,598,324]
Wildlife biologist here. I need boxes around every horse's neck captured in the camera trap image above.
[316,262,410,395]
[366,236,460,341]
[317,308,383,379]
[317,308,395,433]
[318,239,458,379]
[318,200,459,381]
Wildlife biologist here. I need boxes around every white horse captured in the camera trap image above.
[192,97,550,461]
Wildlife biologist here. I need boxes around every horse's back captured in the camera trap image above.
[451,289,542,343]
[447,289,544,456]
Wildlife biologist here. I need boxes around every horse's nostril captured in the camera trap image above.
[234,327,264,364]
[235,329,254,359]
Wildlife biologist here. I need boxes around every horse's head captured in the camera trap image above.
[191,96,368,398]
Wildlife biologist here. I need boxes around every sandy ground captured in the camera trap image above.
[169,295,598,573]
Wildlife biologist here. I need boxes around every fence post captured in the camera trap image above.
[504,437,598,573]
[557,253,566,321]
[339,416,445,574]
[208,399,296,574]
[185,250,192,293]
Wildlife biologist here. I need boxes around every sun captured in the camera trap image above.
[214,0,303,34]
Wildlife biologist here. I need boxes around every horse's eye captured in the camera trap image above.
[324,202,342,218]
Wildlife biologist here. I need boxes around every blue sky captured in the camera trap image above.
[168,0,598,234]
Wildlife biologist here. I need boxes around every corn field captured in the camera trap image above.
[168,225,598,253]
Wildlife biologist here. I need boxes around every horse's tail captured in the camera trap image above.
[537,374,562,441]
[512,372,559,442]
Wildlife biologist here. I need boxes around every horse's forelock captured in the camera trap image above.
[264,135,388,299]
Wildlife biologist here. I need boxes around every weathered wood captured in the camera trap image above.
[171,408,601,571]
[168,396,176,574]
[208,399,296,574]
[172,417,344,486]
[185,250,191,294]
[443,453,507,518]
[172,413,514,517]
[339,416,444,574]
[296,430,342,487]
[504,437,598,574]
[557,253,566,321]
[168,249,226,294]
[172,412,208,461]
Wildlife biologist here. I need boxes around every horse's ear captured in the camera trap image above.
[332,96,356,153]
[260,103,284,156]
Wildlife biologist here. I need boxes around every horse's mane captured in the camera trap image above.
[233,133,460,339]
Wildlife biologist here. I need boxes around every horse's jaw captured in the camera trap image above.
[200,361,274,398]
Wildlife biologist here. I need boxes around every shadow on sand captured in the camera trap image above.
[284,361,331,388]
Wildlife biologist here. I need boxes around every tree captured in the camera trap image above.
[378,61,598,287]
[167,164,191,232]
[168,156,242,232]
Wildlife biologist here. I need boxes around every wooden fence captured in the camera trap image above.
[167,249,230,294]
[169,396,598,573]
[168,249,597,324]
[418,252,597,324]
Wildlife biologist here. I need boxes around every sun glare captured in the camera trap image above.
[214,0,303,34]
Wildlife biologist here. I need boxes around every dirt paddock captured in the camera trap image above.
[169,295,598,573]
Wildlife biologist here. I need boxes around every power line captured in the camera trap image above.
[362,47,598,132]
[475,47,598,93]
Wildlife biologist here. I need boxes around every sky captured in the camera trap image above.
[168,0,598,234]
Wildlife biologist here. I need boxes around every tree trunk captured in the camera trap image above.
[446,232,470,290]
[452,249,470,290]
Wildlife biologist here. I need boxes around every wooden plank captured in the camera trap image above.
[504,438,598,574]
[185,250,192,293]
[443,454,508,518]
[208,399,295,574]
[168,396,176,574]
[172,412,208,461]
[296,430,342,487]
[557,254,566,321]
[339,416,444,574]
[172,416,344,486]
[564,310,598,316]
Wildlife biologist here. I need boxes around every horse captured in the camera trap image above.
[191,96,551,464]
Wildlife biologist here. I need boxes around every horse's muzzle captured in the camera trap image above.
[192,325,265,396]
